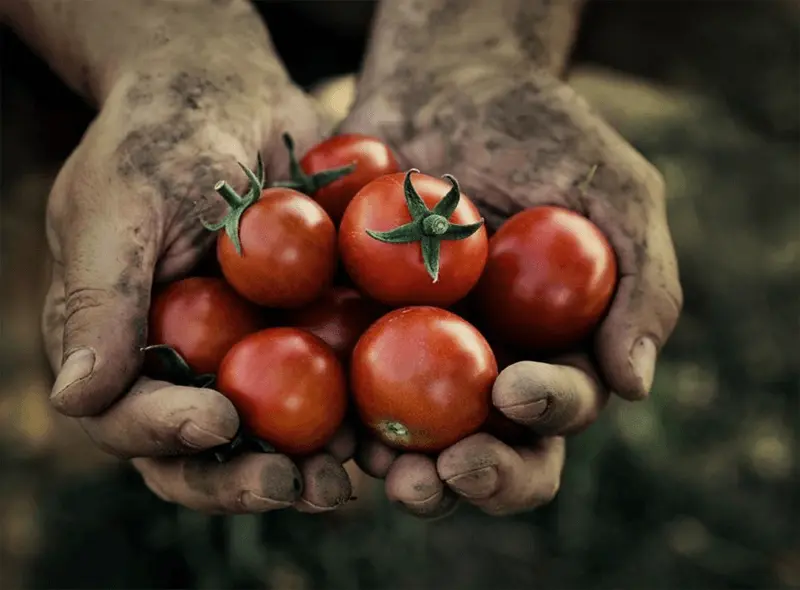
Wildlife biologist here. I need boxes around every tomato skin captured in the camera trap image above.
[283,287,386,362]
[216,328,348,456]
[217,188,337,308]
[339,172,488,307]
[301,134,401,224]
[351,306,497,453]
[148,277,263,375]
[476,206,617,352]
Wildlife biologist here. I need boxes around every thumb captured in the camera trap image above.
[50,202,160,417]
[595,202,683,401]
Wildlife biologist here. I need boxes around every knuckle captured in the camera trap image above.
[62,287,114,335]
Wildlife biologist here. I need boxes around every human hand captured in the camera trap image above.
[42,63,354,514]
[342,64,682,516]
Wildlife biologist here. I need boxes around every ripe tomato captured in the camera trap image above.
[283,286,385,362]
[339,170,488,307]
[476,206,617,352]
[208,159,337,308]
[216,328,348,456]
[351,306,497,453]
[147,277,263,375]
[277,133,401,225]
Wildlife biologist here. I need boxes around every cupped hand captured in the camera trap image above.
[42,65,353,514]
[341,64,682,516]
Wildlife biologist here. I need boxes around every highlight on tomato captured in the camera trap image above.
[274,133,401,225]
[350,306,497,453]
[204,155,337,309]
[476,205,618,352]
[339,170,488,307]
[216,327,348,456]
[146,277,264,383]
[282,286,385,362]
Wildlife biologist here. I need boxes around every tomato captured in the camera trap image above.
[277,133,401,225]
[209,159,337,308]
[283,286,385,362]
[339,170,488,307]
[351,306,497,453]
[475,206,617,352]
[216,328,348,456]
[147,277,263,375]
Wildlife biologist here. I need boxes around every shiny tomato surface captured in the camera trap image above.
[301,133,401,224]
[148,277,263,375]
[476,206,617,352]
[339,172,488,307]
[217,188,337,308]
[351,306,497,453]
[216,328,347,456]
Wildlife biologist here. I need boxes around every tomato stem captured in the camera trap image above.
[366,170,485,282]
[201,154,265,256]
[271,132,356,195]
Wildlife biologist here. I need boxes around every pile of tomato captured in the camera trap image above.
[146,133,618,458]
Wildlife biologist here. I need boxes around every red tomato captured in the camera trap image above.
[215,186,337,308]
[351,306,497,453]
[148,277,263,375]
[283,287,385,362]
[476,206,617,352]
[216,328,348,456]
[300,134,401,224]
[339,171,488,307]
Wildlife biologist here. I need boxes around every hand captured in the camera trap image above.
[342,64,682,516]
[42,64,354,514]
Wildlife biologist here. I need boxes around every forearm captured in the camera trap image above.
[2,0,287,106]
[358,0,586,91]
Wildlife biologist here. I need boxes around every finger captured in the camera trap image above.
[41,266,66,373]
[294,454,353,513]
[326,425,357,463]
[79,377,239,458]
[132,452,303,514]
[437,433,565,516]
[593,180,683,400]
[385,454,460,519]
[49,169,161,417]
[492,357,609,436]
[354,436,398,479]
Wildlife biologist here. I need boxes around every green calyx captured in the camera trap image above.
[142,345,216,389]
[366,169,484,283]
[270,132,356,194]
[201,154,266,256]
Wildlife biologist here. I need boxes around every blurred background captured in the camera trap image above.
[1,1,798,589]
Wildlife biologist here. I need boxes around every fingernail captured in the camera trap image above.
[239,491,294,512]
[50,348,95,403]
[630,337,657,397]
[445,466,499,500]
[179,421,232,449]
[500,399,548,423]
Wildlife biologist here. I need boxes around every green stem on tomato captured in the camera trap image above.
[366,169,484,283]
[142,344,215,388]
[270,132,356,195]
[200,154,265,256]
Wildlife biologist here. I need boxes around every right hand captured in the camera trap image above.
[42,64,354,514]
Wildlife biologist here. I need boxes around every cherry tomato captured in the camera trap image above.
[339,171,488,307]
[476,206,617,352]
[148,277,263,375]
[216,328,348,456]
[283,287,385,362]
[351,306,497,453]
[214,184,337,308]
[299,134,401,224]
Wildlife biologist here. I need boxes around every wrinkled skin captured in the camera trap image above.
[340,63,683,517]
[41,67,356,514]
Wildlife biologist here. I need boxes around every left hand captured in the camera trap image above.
[340,64,682,517]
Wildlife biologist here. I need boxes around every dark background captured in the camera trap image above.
[1,1,798,589]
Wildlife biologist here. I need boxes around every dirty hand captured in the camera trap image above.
[342,65,683,516]
[42,64,354,514]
